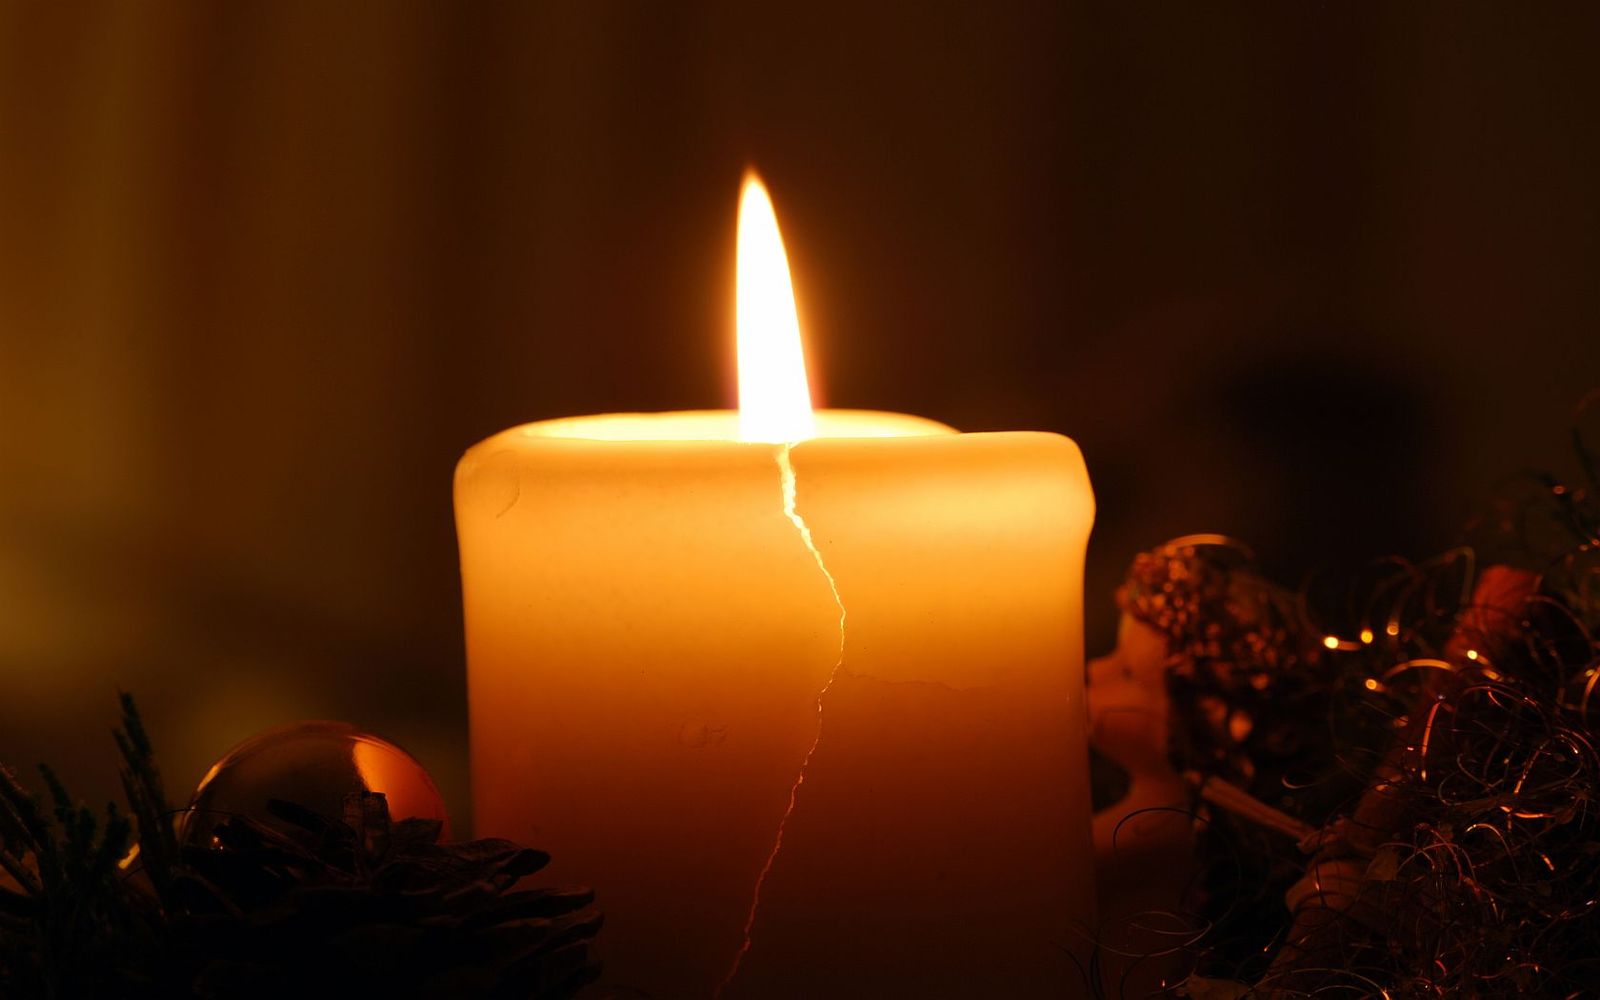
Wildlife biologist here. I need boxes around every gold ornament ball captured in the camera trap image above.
[180,720,449,847]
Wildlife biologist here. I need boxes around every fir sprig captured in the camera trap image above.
[0,704,154,997]
[112,689,177,899]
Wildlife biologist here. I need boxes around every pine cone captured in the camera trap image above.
[169,792,601,999]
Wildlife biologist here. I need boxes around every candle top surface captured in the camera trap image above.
[514,409,956,443]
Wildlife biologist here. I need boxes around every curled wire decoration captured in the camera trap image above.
[1088,806,1222,998]
[1109,420,1600,996]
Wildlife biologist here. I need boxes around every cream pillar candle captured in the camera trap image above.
[454,175,1096,997]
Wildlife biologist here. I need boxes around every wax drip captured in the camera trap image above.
[715,443,846,997]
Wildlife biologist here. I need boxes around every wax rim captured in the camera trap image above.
[512,409,957,443]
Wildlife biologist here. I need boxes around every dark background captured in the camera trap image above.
[2,2,1597,831]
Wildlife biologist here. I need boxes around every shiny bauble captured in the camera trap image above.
[180,720,449,848]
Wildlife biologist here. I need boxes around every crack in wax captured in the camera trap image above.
[454,409,1096,997]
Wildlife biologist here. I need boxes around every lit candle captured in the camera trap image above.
[454,173,1096,996]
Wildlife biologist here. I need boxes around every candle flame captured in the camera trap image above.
[737,171,816,443]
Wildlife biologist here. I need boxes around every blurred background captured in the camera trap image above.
[2,2,1597,831]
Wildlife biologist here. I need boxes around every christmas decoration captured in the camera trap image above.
[181,720,449,848]
[1090,400,1600,996]
[0,697,600,998]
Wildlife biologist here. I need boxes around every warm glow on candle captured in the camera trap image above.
[456,170,1097,993]
[736,171,816,443]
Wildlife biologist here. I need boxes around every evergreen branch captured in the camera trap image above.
[114,693,176,898]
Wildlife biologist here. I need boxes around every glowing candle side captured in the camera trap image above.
[454,418,1096,995]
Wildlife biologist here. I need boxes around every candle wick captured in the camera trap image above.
[717,443,847,997]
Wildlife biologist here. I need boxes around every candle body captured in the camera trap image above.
[455,411,1095,997]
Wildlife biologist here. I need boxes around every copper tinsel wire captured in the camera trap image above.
[1109,407,1600,998]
